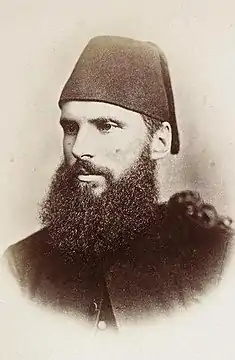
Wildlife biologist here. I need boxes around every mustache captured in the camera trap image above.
[64,159,113,182]
[77,160,106,176]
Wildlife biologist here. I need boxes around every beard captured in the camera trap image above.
[39,147,160,265]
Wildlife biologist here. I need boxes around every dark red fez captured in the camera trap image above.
[59,36,180,154]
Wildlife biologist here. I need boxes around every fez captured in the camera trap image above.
[59,36,180,154]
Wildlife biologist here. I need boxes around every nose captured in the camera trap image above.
[72,126,94,160]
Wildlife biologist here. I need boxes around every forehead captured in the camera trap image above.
[60,101,144,124]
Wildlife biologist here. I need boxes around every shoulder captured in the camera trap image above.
[4,227,51,264]
[162,190,234,243]
[2,228,52,290]
[157,190,234,302]
[167,190,234,230]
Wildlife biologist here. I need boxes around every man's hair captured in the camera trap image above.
[142,114,163,137]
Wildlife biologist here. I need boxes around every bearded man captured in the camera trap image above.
[1,36,234,332]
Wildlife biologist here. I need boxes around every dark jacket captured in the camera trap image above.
[2,191,234,331]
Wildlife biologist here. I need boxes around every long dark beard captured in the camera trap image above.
[39,148,159,264]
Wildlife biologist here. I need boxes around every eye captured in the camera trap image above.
[61,120,79,135]
[96,119,119,133]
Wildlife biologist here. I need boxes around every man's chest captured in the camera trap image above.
[32,257,183,331]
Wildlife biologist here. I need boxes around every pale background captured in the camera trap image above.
[0,1,235,358]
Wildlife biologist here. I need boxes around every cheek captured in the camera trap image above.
[115,138,145,160]
[108,140,146,177]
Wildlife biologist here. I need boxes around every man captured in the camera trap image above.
[2,35,234,333]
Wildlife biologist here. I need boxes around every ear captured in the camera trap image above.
[150,122,172,160]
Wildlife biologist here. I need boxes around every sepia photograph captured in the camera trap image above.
[0,1,235,359]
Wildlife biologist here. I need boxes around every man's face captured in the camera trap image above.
[40,101,160,261]
[60,101,150,195]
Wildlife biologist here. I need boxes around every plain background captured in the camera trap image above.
[0,0,235,253]
[0,1,235,358]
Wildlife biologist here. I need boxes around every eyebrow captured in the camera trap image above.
[60,116,125,127]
